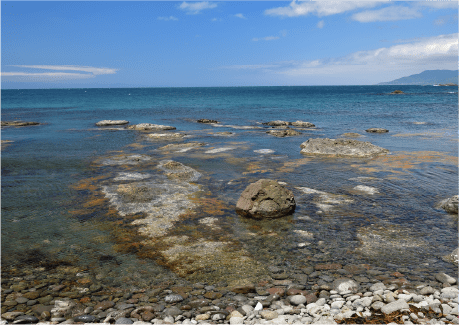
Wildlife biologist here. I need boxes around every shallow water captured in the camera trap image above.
[2,86,457,287]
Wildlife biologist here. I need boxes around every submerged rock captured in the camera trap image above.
[158,142,206,151]
[1,121,40,127]
[365,128,389,133]
[127,123,176,130]
[95,120,129,126]
[236,179,296,219]
[390,90,404,94]
[442,248,458,264]
[439,195,458,214]
[300,138,389,158]
[353,185,379,195]
[197,119,218,124]
[147,133,185,139]
[342,132,363,138]
[267,129,301,137]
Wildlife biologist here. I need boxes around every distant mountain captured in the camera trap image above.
[378,70,458,85]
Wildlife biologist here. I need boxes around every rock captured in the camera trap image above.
[94,301,115,311]
[215,131,233,136]
[440,195,458,214]
[147,133,185,139]
[95,120,129,126]
[435,273,457,284]
[263,120,291,126]
[440,287,459,299]
[442,248,459,264]
[390,90,404,94]
[115,317,134,324]
[370,283,386,291]
[205,147,234,153]
[289,295,307,305]
[260,311,278,320]
[300,138,389,158]
[164,294,184,303]
[12,315,39,324]
[365,128,389,133]
[235,179,296,219]
[342,132,363,137]
[230,317,244,324]
[420,286,435,295]
[73,315,96,323]
[1,312,24,321]
[197,119,218,124]
[332,279,359,295]
[353,185,379,195]
[127,123,176,131]
[1,121,40,127]
[159,142,206,151]
[381,300,410,314]
[267,129,301,137]
[291,121,315,128]
[163,307,182,317]
[195,314,210,320]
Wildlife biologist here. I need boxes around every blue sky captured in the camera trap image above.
[1,1,458,88]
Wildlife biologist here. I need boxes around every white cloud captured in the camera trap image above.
[264,0,387,18]
[352,6,423,22]
[234,13,247,19]
[225,33,458,83]
[179,2,217,14]
[2,65,118,81]
[252,36,280,41]
[158,16,179,21]
[317,20,325,28]
[415,1,459,9]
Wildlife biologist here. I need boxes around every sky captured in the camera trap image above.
[1,0,458,88]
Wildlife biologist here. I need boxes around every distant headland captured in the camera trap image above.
[378,70,458,86]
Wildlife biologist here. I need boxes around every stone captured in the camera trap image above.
[442,248,459,264]
[390,90,404,94]
[189,299,210,308]
[127,123,176,131]
[332,279,359,295]
[263,120,290,126]
[115,317,134,324]
[370,283,386,291]
[94,301,115,310]
[300,138,389,158]
[1,121,40,127]
[12,315,39,324]
[435,273,457,284]
[289,295,307,305]
[260,311,278,320]
[381,300,409,314]
[23,292,40,300]
[441,287,459,299]
[197,119,218,124]
[267,129,301,137]
[147,133,185,139]
[291,121,315,128]
[230,317,244,324]
[353,185,379,195]
[95,120,129,126]
[420,286,435,295]
[1,312,24,321]
[235,179,296,219]
[366,128,389,133]
[73,315,96,323]
[342,132,363,137]
[163,307,182,317]
[212,313,226,321]
[164,294,184,303]
[440,196,458,214]
[195,314,210,320]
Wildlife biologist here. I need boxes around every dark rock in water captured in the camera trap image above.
[263,120,291,126]
[300,138,389,158]
[291,121,315,128]
[440,195,458,214]
[197,119,218,123]
[267,129,301,137]
[95,120,129,126]
[1,121,40,127]
[13,315,39,324]
[366,128,389,133]
[390,90,404,94]
[73,315,96,323]
[236,179,296,219]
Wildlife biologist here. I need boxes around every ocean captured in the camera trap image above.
[1,86,458,289]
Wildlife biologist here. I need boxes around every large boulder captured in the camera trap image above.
[440,195,458,214]
[95,120,129,126]
[236,179,296,219]
[300,138,389,158]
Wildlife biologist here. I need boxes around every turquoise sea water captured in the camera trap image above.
[2,86,458,287]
